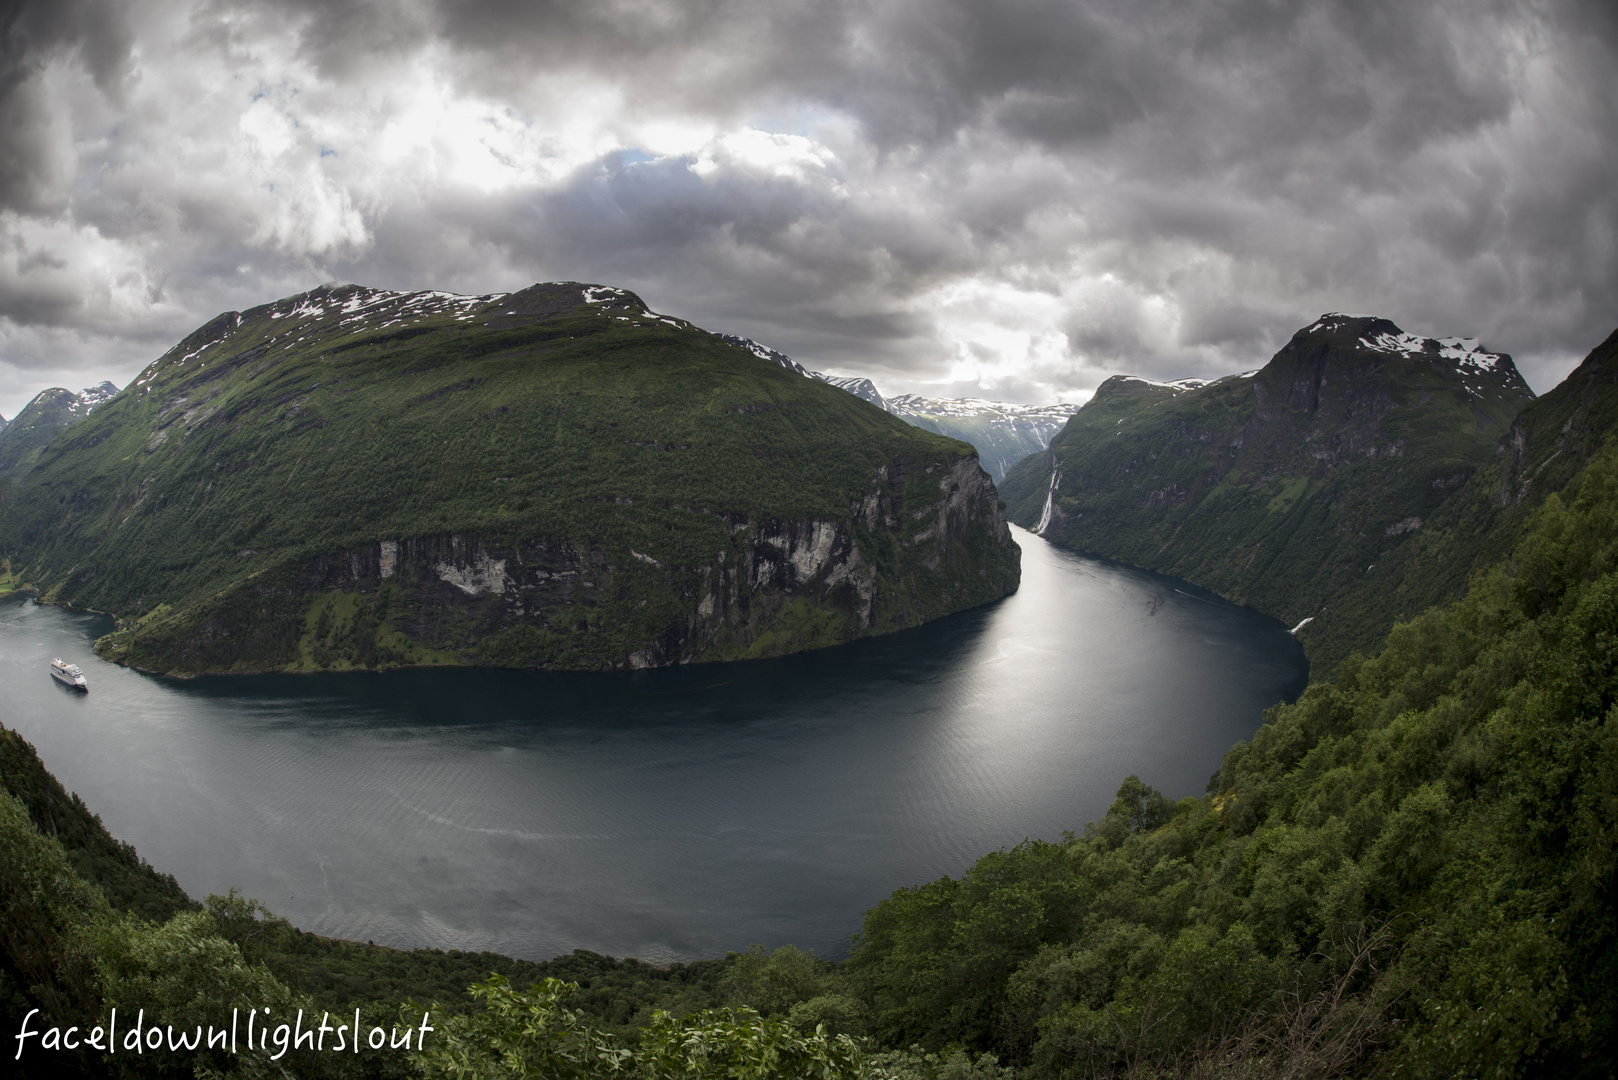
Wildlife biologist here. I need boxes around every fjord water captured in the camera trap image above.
[0,527,1304,963]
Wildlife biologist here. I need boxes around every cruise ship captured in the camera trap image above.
[50,658,88,690]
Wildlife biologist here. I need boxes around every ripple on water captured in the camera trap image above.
[0,527,1305,962]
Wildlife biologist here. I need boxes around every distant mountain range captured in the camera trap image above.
[999,313,1545,672]
[0,283,1019,675]
[717,334,1078,479]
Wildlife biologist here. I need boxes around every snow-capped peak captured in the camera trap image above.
[69,381,120,415]
[1304,312,1510,377]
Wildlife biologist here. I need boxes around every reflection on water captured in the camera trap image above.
[0,527,1305,962]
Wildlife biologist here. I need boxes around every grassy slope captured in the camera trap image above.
[0,283,1017,675]
[1001,317,1537,672]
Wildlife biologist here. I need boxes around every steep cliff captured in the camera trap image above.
[0,282,1019,675]
[1300,323,1618,670]
[1000,314,1535,668]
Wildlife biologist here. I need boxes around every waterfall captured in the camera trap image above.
[1035,469,1060,535]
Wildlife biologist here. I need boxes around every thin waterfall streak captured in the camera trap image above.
[1035,469,1060,535]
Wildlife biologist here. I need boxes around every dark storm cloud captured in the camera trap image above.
[334,149,955,369]
[363,0,1616,380]
[0,0,133,213]
[0,0,1615,417]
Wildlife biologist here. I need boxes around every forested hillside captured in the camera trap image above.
[848,440,1618,1078]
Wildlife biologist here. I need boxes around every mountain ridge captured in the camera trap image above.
[1297,321,1618,670]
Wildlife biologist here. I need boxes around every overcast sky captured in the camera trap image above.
[1,0,1614,419]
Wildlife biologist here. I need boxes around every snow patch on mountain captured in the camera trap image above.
[74,381,120,414]
[265,284,513,336]
[1357,330,1505,373]
[716,334,815,378]
[1116,376,1209,392]
[820,376,888,410]
[1296,313,1531,400]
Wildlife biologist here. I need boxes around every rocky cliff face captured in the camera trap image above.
[387,454,991,664]
[999,314,1536,668]
[98,451,1016,674]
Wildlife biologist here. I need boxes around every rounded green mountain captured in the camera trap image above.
[0,282,1020,675]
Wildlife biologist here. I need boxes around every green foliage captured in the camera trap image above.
[1104,775,1180,834]
[719,945,834,1018]
[0,788,111,1067]
[408,976,634,1079]
[0,726,193,924]
[846,442,1618,1077]
[865,1046,1012,1080]
[635,1003,864,1078]
[409,974,866,1079]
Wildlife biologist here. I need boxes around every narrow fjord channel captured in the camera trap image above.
[0,526,1305,963]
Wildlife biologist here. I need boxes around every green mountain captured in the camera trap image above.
[3,324,1616,1079]
[0,282,1019,676]
[6,391,1616,1078]
[1304,325,1618,671]
[1000,314,1536,671]
[0,381,119,480]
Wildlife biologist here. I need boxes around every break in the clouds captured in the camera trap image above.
[1,0,1615,418]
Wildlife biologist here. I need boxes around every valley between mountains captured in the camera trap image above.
[2,285,1617,1079]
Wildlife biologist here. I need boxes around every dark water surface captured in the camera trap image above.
[0,526,1305,962]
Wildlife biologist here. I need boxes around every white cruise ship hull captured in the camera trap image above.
[50,664,87,690]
